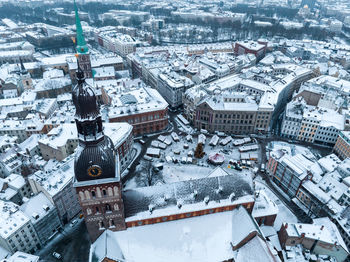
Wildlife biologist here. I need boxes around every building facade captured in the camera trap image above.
[334,131,350,160]
[194,92,273,134]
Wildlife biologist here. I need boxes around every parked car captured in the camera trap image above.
[261,164,265,173]
[52,252,62,260]
[70,219,78,227]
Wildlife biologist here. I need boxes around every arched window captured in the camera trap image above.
[86,208,92,215]
[106,204,111,212]
[108,187,113,196]
[91,191,96,199]
[102,189,107,197]
[109,219,115,227]
[113,186,119,197]
[79,191,85,201]
[114,204,119,211]
[96,207,100,214]
[96,187,101,198]
[98,221,104,229]
[84,191,90,200]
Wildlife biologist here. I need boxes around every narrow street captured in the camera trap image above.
[37,220,90,262]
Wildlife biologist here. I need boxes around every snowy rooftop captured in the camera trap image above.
[108,86,168,118]
[123,174,254,221]
[236,41,266,51]
[285,218,348,252]
[39,123,132,149]
[5,174,26,190]
[2,251,39,262]
[20,192,54,224]
[29,157,75,197]
[93,66,115,78]
[0,200,29,239]
[252,190,279,218]
[203,92,259,112]
[90,206,269,262]
[33,77,71,92]
[318,154,341,173]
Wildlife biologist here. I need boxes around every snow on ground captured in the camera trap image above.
[255,179,298,231]
[162,164,212,183]
[125,132,260,189]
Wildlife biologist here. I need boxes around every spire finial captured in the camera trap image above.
[19,58,27,75]
[74,0,88,54]
[75,55,85,83]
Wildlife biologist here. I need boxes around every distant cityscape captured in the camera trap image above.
[0,0,349,262]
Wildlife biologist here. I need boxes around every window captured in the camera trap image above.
[91,191,96,198]
[79,191,85,201]
[102,189,107,197]
[96,207,100,214]
[108,187,113,196]
[96,187,101,198]
[113,186,119,197]
[106,204,111,212]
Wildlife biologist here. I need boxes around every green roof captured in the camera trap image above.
[74,0,88,54]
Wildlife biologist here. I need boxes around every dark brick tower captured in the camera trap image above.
[72,66,126,242]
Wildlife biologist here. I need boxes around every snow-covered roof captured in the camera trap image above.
[252,190,279,218]
[0,200,29,239]
[20,192,54,224]
[91,206,270,262]
[5,174,26,190]
[318,154,341,173]
[29,157,75,197]
[123,174,254,221]
[39,123,132,150]
[233,235,279,262]
[108,86,168,118]
[1,251,39,262]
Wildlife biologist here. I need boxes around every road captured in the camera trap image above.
[38,220,90,262]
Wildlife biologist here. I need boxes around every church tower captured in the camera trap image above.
[72,67,126,242]
[74,0,92,79]
[19,58,32,90]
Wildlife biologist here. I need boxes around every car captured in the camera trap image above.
[229,159,237,165]
[70,219,78,227]
[52,252,62,260]
[235,165,242,171]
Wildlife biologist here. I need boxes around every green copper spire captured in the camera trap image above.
[74,0,88,54]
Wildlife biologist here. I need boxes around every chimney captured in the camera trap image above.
[285,223,288,229]
[301,233,305,238]
[320,225,324,230]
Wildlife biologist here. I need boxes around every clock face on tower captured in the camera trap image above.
[87,165,102,177]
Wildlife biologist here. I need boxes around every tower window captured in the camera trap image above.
[109,219,115,227]
[98,221,104,229]
[91,191,96,199]
[103,189,107,197]
[106,204,111,212]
